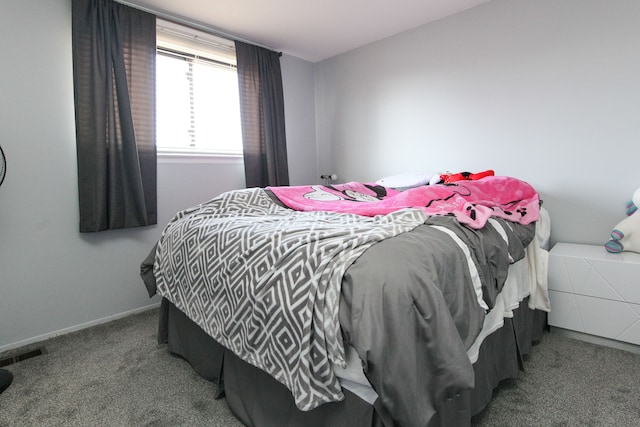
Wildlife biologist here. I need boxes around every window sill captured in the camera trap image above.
[158,152,244,164]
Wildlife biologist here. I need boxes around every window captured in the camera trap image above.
[156,20,243,156]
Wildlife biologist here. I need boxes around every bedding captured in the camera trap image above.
[267,176,539,228]
[374,172,438,188]
[143,176,545,427]
[334,215,536,426]
[154,188,428,411]
[155,296,547,427]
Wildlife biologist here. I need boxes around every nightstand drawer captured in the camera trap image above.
[548,290,640,345]
[548,243,640,304]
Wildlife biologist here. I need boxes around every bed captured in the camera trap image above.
[140,176,550,427]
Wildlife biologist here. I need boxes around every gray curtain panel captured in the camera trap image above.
[235,41,290,188]
[72,0,157,232]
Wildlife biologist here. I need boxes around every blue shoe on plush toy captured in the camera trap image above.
[610,229,624,241]
[626,200,638,216]
[605,239,624,253]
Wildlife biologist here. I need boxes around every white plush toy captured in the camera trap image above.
[605,188,640,253]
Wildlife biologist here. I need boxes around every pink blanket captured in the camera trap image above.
[268,176,539,229]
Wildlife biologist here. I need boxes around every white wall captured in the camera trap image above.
[315,0,640,247]
[0,0,316,351]
[281,54,319,185]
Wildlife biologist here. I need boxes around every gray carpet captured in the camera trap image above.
[0,308,242,427]
[1,308,639,426]
[472,331,640,426]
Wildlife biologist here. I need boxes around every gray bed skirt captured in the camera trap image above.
[158,298,546,427]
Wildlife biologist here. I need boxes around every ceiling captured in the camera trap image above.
[124,0,492,63]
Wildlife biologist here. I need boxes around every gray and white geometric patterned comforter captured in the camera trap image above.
[153,188,428,411]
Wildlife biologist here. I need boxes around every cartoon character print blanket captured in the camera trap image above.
[268,175,540,228]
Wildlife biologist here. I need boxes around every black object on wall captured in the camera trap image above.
[0,145,6,187]
[0,146,11,393]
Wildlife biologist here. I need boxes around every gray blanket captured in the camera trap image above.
[339,215,533,426]
[141,189,535,426]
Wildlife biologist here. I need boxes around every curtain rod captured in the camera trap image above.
[115,0,282,55]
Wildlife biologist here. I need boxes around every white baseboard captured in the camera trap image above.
[0,303,161,355]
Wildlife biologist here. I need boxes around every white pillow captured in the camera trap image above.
[375,172,438,188]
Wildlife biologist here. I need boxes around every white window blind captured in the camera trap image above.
[156,19,243,156]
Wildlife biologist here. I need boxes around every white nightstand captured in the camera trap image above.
[548,243,640,351]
